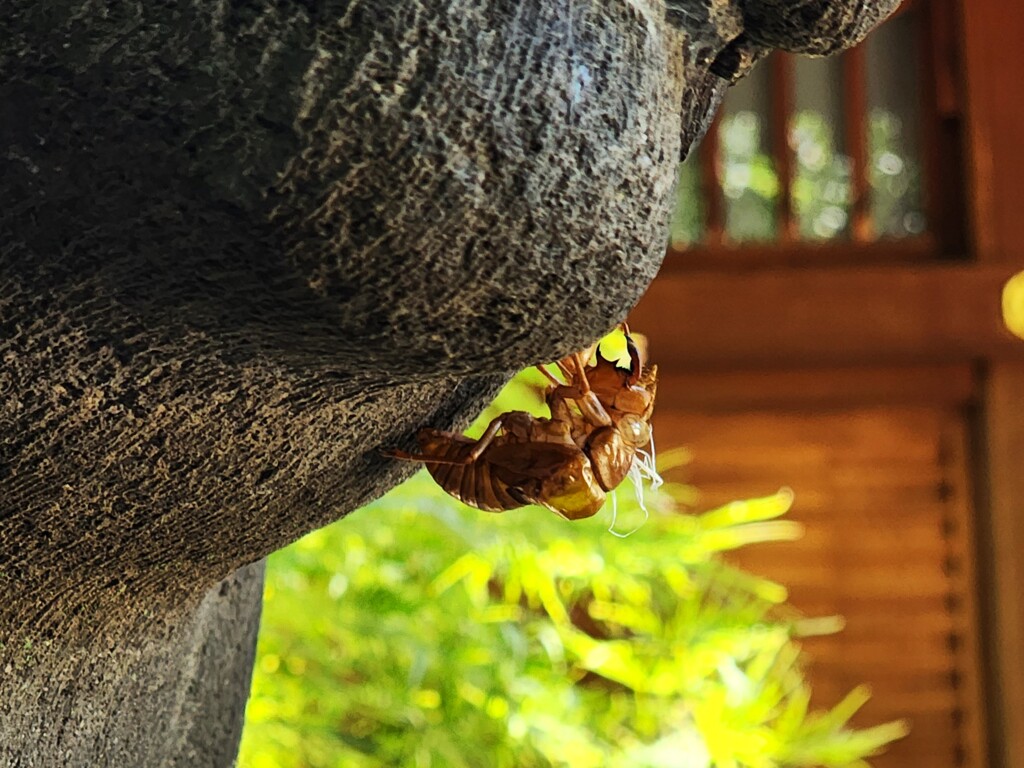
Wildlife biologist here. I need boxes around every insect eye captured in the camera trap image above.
[620,414,651,446]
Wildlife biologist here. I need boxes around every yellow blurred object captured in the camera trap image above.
[1002,270,1024,340]
[485,696,509,719]
[412,689,442,709]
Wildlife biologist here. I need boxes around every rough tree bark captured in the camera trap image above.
[0,1,897,765]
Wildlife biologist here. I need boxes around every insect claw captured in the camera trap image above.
[624,331,641,384]
[380,446,415,461]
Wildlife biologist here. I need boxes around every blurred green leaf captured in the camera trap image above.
[239,359,906,768]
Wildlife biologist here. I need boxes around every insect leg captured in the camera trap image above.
[462,414,509,462]
[620,325,643,384]
[553,358,575,379]
[536,364,564,387]
[569,352,591,390]
[381,414,509,466]
[567,353,613,427]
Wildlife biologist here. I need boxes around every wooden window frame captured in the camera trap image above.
[675,0,964,264]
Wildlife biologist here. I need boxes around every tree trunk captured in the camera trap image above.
[1,562,265,767]
[0,0,897,764]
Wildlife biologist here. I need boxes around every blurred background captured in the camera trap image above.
[240,2,1024,766]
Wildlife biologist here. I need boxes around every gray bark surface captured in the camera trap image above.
[0,562,265,768]
[0,0,897,765]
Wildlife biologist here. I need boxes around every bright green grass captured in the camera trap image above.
[239,353,906,768]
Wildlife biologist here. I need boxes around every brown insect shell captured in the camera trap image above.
[584,425,634,492]
[587,359,658,423]
[514,411,578,447]
[536,452,606,521]
[498,413,606,520]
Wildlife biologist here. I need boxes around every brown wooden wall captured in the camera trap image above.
[628,2,1024,765]
[654,404,985,767]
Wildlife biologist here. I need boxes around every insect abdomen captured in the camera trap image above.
[417,429,524,512]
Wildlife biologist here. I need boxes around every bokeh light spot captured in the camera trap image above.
[1002,270,1024,340]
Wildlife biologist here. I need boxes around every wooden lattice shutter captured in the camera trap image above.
[654,404,986,767]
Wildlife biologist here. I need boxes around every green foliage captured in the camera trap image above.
[670,157,703,248]
[668,108,924,246]
[790,112,852,241]
[239,360,907,767]
[721,112,780,242]
[867,109,924,238]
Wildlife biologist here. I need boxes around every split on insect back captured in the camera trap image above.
[382,324,663,536]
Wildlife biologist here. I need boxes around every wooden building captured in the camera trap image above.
[629,2,1024,766]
